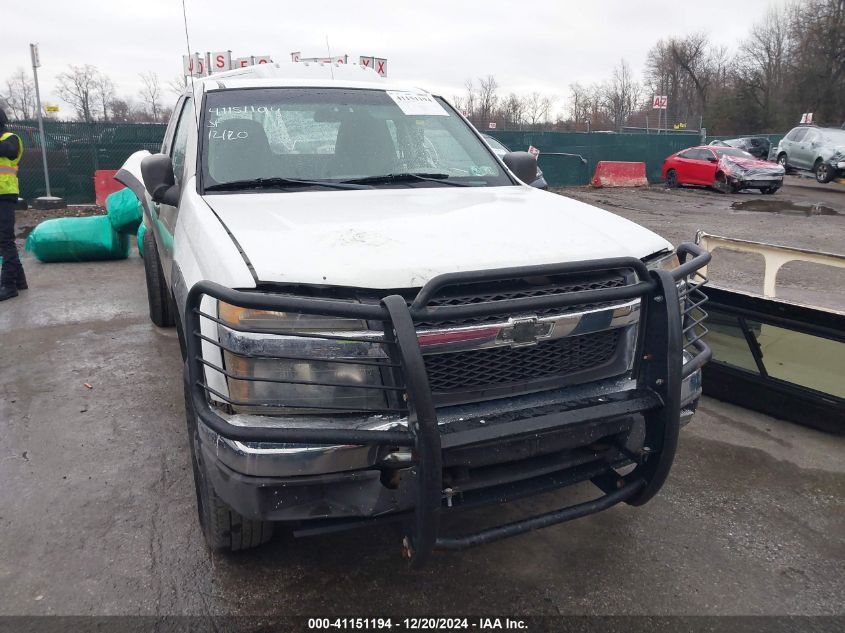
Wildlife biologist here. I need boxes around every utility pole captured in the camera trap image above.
[30,43,51,198]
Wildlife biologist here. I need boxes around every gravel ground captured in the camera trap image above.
[0,180,843,624]
[555,175,845,310]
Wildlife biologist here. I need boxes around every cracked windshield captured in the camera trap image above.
[202,88,511,189]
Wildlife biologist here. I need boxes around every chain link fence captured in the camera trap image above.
[489,130,704,186]
[8,120,167,204]
[7,120,786,202]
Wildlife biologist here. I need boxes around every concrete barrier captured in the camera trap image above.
[590,161,648,188]
[94,170,123,207]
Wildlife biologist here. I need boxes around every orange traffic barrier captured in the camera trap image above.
[590,161,648,188]
[94,170,123,207]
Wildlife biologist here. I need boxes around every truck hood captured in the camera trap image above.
[203,186,672,289]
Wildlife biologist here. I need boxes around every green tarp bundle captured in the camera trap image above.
[106,188,143,235]
[137,223,147,258]
[26,215,130,263]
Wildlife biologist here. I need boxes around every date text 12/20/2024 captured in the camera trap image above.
[307,618,529,630]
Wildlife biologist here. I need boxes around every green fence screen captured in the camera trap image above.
[488,130,705,186]
[9,120,167,204]
[8,119,784,203]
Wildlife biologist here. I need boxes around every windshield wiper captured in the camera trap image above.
[341,173,476,187]
[205,177,370,192]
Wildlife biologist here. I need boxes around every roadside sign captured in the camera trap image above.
[211,51,232,72]
[488,122,497,129]
[652,95,668,109]
[528,145,540,157]
[800,112,813,124]
[44,105,59,113]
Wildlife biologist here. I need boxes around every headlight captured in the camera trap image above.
[218,301,388,415]
[219,303,366,333]
[645,250,680,272]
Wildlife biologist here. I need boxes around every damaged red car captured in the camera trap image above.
[662,146,784,194]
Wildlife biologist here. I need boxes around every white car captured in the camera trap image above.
[117,62,710,566]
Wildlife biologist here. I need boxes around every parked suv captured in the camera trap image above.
[117,62,710,567]
[776,125,845,183]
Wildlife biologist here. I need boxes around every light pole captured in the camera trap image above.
[29,43,52,198]
[28,44,63,208]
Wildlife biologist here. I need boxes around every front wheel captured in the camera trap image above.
[184,368,275,552]
[814,160,833,184]
[665,169,678,188]
[777,153,788,170]
[715,172,737,193]
[142,229,175,328]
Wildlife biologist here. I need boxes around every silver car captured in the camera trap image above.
[775,126,845,183]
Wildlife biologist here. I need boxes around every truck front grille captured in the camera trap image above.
[415,271,627,328]
[424,329,621,396]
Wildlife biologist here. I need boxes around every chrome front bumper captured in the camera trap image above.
[198,360,703,479]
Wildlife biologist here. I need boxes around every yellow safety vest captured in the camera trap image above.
[0,132,23,196]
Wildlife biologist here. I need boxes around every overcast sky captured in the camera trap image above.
[8,0,781,117]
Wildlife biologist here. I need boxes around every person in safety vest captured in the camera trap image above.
[0,107,26,301]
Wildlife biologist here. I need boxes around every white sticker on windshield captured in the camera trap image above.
[386,91,449,116]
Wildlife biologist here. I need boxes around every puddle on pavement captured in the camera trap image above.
[731,199,839,216]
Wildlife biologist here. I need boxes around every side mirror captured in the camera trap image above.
[707,156,718,163]
[503,151,538,185]
[141,153,181,206]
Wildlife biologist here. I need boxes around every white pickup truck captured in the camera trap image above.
[118,62,710,567]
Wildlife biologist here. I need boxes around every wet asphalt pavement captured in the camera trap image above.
[0,179,843,618]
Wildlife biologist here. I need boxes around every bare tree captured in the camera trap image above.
[2,68,36,120]
[93,73,115,121]
[788,0,845,124]
[108,98,135,122]
[56,64,99,122]
[568,83,592,126]
[524,91,554,129]
[602,59,641,129]
[138,71,163,122]
[501,92,526,129]
[167,74,188,98]
[735,6,790,128]
[461,78,477,121]
[476,75,499,129]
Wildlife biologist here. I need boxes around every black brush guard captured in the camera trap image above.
[184,243,711,567]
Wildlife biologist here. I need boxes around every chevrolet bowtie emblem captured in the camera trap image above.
[498,316,554,347]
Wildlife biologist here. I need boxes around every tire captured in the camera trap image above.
[665,169,678,188]
[142,229,175,328]
[715,172,737,194]
[777,153,788,170]
[814,159,833,184]
[184,366,274,552]
[761,186,779,195]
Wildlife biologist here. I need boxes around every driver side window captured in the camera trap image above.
[170,99,193,185]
